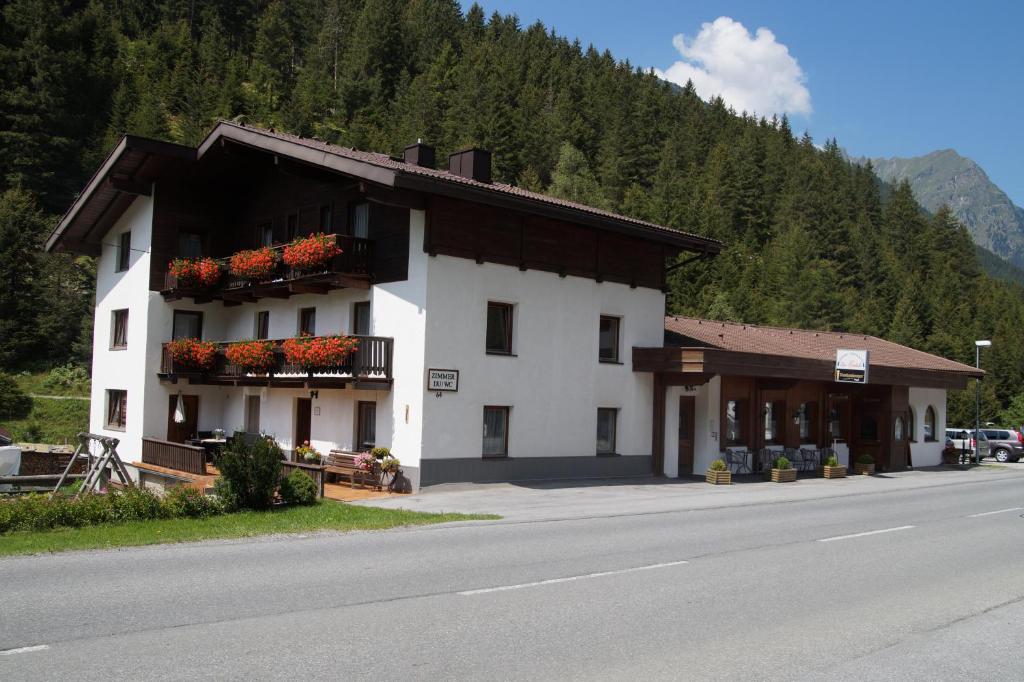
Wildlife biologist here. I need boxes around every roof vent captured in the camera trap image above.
[403,141,435,169]
[448,148,491,183]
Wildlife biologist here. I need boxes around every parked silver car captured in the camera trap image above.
[945,428,990,461]
[980,428,1024,462]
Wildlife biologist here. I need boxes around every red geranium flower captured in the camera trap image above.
[225,340,276,371]
[167,338,218,369]
[168,257,221,288]
[283,233,342,271]
[282,335,359,370]
[230,247,278,280]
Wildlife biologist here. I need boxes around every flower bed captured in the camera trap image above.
[282,335,359,371]
[168,257,221,288]
[282,233,342,271]
[229,247,278,280]
[225,340,276,371]
[167,338,218,369]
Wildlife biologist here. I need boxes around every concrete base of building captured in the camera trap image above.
[419,455,653,487]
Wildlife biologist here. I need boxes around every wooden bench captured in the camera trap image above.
[323,450,381,490]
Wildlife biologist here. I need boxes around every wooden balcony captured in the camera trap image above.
[159,335,393,389]
[141,438,208,475]
[162,234,373,304]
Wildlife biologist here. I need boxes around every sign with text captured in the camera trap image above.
[427,369,459,392]
[834,349,869,384]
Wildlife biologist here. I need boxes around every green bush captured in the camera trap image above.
[163,486,222,518]
[0,372,32,420]
[370,446,391,459]
[214,437,283,511]
[709,459,727,471]
[108,486,165,522]
[857,454,875,465]
[773,456,791,470]
[824,454,840,467]
[42,364,90,395]
[279,469,317,506]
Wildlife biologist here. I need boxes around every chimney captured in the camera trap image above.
[403,141,435,169]
[448,148,492,184]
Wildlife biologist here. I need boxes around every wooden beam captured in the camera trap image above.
[221,291,257,302]
[288,282,331,295]
[358,181,427,209]
[332,275,371,290]
[108,176,152,196]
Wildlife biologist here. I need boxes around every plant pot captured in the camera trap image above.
[705,469,732,485]
[823,465,847,479]
[854,462,875,475]
[771,467,796,483]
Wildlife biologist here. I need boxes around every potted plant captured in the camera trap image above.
[295,441,321,464]
[229,246,278,280]
[168,257,221,289]
[822,453,847,479]
[166,337,218,370]
[854,453,875,475]
[706,458,731,485]
[282,334,359,371]
[282,233,342,272]
[771,456,797,483]
[225,339,276,372]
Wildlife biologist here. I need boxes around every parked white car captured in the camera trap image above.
[945,428,990,460]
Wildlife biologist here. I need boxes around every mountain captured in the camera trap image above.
[865,150,1024,269]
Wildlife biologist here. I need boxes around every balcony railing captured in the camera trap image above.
[159,335,393,387]
[141,437,208,475]
[162,234,373,301]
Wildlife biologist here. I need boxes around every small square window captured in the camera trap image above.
[111,309,129,349]
[106,390,127,430]
[483,406,509,457]
[116,232,131,272]
[599,315,620,363]
[299,308,316,336]
[597,408,618,455]
[486,302,513,355]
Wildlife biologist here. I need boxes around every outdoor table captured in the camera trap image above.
[725,448,752,475]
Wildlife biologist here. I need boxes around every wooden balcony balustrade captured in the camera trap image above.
[141,437,208,475]
[162,234,373,303]
[159,335,394,389]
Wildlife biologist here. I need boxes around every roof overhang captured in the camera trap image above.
[632,346,982,391]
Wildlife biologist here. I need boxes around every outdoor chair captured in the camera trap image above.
[724,447,752,474]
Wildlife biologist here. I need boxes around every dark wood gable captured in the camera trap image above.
[425,196,672,290]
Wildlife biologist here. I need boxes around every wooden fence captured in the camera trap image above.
[279,460,325,499]
[141,438,207,475]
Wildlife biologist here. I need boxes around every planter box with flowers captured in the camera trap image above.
[283,233,342,274]
[168,257,221,290]
[225,339,276,374]
[166,337,218,372]
[706,458,732,485]
[854,454,875,475]
[822,454,847,479]
[295,441,322,465]
[353,451,383,490]
[282,335,359,372]
[229,247,278,281]
[771,456,797,483]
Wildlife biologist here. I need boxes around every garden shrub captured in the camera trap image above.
[108,485,165,522]
[0,372,32,420]
[279,469,317,506]
[214,437,283,510]
[42,364,90,394]
[824,454,840,467]
[773,456,791,470]
[856,454,875,465]
[163,486,222,518]
[709,459,727,471]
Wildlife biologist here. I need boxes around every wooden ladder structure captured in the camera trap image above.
[51,433,133,497]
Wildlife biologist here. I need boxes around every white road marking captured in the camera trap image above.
[0,645,49,656]
[458,560,689,596]
[817,525,916,543]
[967,507,1024,518]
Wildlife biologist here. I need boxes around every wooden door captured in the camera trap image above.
[295,398,312,453]
[167,395,199,443]
[678,396,696,476]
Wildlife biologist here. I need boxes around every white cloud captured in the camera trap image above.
[655,17,811,118]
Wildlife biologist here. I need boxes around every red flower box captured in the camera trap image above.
[282,233,342,271]
[282,335,359,371]
[167,338,218,369]
[225,340,276,371]
[168,257,221,288]
[230,247,277,280]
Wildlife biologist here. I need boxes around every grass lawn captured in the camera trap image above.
[0,501,498,557]
[13,370,90,397]
[2,396,90,444]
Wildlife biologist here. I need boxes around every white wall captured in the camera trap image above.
[420,255,663,462]
[909,387,946,466]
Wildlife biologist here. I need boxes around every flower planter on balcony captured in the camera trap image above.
[229,247,278,281]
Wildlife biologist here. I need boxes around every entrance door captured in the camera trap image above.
[167,395,199,443]
[356,401,376,450]
[295,398,312,453]
[678,396,696,476]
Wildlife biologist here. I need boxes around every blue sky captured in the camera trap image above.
[461,1,1024,205]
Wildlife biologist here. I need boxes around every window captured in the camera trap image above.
[797,402,816,443]
[894,416,905,441]
[763,401,784,444]
[598,316,620,363]
[829,404,844,441]
[907,408,916,442]
[172,311,203,340]
[351,202,369,239]
[725,400,746,446]
[597,408,618,455]
[111,309,129,349]
[357,401,376,450]
[258,222,274,247]
[177,232,203,258]
[486,302,513,354]
[244,395,261,433]
[924,406,937,442]
[106,390,127,430]
[286,214,298,242]
[860,414,879,442]
[482,406,509,457]
[254,311,270,340]
[319,205,333,232]
[298,307,316,335]
[116,232,131,272]
[353,301,371,336]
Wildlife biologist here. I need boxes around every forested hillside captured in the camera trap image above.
[2,0,1023,425]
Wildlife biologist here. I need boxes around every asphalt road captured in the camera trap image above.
[2,475,1024,681]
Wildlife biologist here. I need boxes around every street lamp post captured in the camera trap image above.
[975,340,992,465]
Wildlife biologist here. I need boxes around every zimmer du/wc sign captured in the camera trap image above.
[427,369,459,392]
[834,349,869,384]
